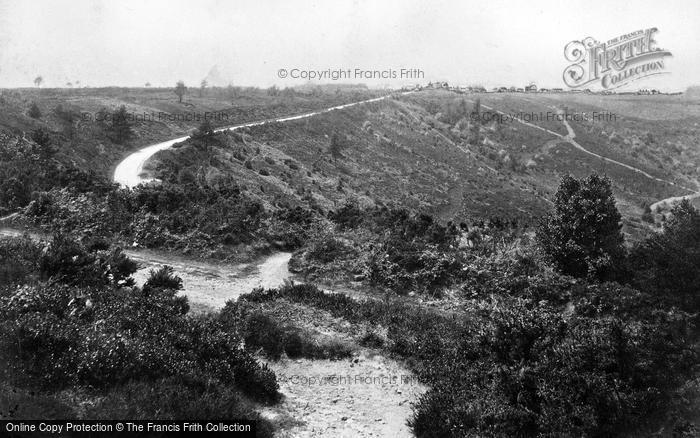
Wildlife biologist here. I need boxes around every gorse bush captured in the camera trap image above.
[4,281,279,403]
[84,377,275,437]
[242,280,698,437]
[414,297,696,437]
[629,199,700,311]
[222,304,353,361]
[143,265,184,293]
[0,235,42,287]
[242,312,287,360]
[26,179,326,257]
[0,131,110,215]
[38,234,137,288]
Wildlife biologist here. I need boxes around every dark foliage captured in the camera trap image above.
[107,105,135,144]
[629,199,700,311]
[0,235,281,417]
[537,174,625,280]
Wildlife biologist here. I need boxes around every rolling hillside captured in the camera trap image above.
[147,89,700,238]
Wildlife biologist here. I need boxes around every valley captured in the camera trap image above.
[2,85,700,438]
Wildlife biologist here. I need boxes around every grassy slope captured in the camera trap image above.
[149,89,700,240]
[0,86,385,177]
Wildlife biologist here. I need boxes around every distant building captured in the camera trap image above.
[525,83,537,92]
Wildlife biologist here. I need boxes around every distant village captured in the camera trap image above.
[401,82,682,96]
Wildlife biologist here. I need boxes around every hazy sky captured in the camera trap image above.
[0,0,698,90]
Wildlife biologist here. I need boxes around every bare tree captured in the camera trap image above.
[34,76,43,87]
[200,79,208,97]
[175,80,187,103]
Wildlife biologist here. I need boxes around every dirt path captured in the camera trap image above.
[0,212,19,222]
[464,97,693,190]
[0,226,425,435]
[262,351,425,438]
[113,94,399,188]
[554,109,698,213]
[463,96,698,212]
[127,249,293,312]
[0,226,292,312]
[650,192,700,212]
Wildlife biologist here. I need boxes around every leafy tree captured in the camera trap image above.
[34,76,43,87]
[175,80,187,103]
[199,79,207,97]
[537,174,624,279]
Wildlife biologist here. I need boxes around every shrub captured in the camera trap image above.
[359,329,385,348]
[283,331,304,358]
[243,312,286,359]
[1,235,280,404]
[83,377,274,437]
[0,236,41,287]
[143,265,183,293]
[409,297,697,437]
[629,199,700,311]
[306,235,353,264]
[28,102,42,119]
[38,234,137,288]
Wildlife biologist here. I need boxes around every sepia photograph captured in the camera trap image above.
[0,0,699,436]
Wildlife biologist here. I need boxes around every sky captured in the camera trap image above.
[0,0,698,91]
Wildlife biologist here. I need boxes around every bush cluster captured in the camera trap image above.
[220,304,353,361]
[0,235,281,425]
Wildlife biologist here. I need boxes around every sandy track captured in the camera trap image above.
[113,95,396,188]
[464,96,698,213]
[127,249,293,312]
[262,351,425,438]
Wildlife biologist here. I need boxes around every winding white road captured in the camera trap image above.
[113,95,393,188]
[107,94,399,307]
